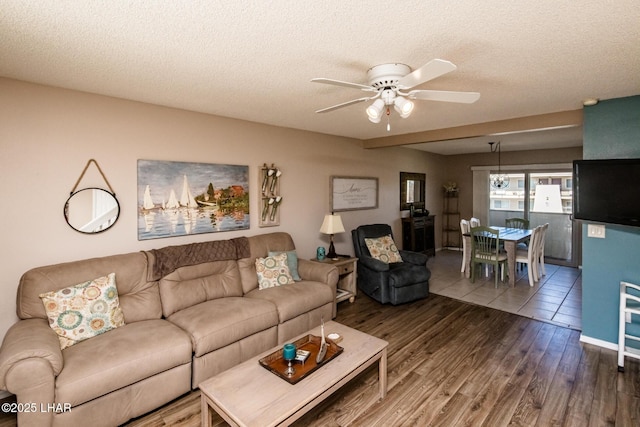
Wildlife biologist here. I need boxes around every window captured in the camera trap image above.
[566,178,573,189]
[478,165,576,266]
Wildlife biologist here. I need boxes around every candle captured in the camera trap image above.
[283,343,296,360]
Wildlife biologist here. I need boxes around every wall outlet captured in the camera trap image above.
[587,224,606,238]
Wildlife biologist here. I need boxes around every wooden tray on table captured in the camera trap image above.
[259,334,343,384]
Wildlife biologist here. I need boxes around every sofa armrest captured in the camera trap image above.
[0,319,63,391]
[297,259,339,288]
[358,256,390,272]
[399,250,429,266]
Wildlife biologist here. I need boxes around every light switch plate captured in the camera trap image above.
[587,224,606,238]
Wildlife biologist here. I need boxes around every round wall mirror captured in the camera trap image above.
[64,188,120,234]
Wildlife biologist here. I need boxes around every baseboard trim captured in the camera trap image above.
[579,334,618,351]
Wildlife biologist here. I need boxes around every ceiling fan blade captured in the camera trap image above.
[315,97,373,113]
[408,90,481,104]
[396,59,457,89]
[311,78,374,91]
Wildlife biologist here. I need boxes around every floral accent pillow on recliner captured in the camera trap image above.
[364,235,404,264]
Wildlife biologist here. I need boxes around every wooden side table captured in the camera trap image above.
[311,257,358,303]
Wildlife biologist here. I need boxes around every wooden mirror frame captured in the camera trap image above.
[400,172,426,211]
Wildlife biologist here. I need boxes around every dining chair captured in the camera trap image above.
[460,219,470,273]
[505,217,530,229]
[470,217,481,228]
[618,281,640,372]
[536,223,549,279]
[506,218,530,265]
[515,226,542,286]
[470,226,508,288]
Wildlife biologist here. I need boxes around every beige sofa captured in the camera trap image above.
[0,232,338,427]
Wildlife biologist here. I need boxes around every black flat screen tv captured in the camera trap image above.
[573,158,640,227]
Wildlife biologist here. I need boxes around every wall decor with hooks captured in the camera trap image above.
[259,163,282,227]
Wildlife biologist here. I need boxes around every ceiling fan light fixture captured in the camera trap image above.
[313,58,480,130]
[366,99,385,121]
[394,96,414,118]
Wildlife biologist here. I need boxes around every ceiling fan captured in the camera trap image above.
[311,59,480,130]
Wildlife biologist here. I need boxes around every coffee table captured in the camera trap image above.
[200,321,388,427]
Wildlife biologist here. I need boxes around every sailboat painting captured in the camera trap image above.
[137,159,250,240]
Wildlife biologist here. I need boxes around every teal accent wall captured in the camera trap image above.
[582,95,640,344]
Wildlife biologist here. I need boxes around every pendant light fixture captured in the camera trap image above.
[489,142,509,189]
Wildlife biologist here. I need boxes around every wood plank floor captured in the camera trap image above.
[2,293,639,426]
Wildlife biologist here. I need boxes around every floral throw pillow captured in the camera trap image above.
[39,273,125,350]
[256,252,295,290]
[268,250,302,281]
[364,235,404,264]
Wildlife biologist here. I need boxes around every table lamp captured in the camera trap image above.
[319,214,345,260]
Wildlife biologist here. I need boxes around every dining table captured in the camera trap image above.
[463,226,533,287]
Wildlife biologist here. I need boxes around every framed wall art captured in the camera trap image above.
[137,160,249,240]
[330,176,378,212]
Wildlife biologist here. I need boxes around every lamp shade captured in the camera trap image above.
[394,96,414,118]
[366,99,385,121]
[319,214,345,235]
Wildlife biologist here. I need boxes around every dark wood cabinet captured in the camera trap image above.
[402,215,435,257]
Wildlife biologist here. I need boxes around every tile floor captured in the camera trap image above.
[427,249,582,330]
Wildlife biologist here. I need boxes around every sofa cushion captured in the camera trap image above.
[245,281,334,323]
[158,260,243,317]
[388,263,431,288]
[365,235,403,263]
[55,319,192,407]
[39,273,125,350]
[167,297,278,357]
[256,253,295,289]
[18,252,161,323]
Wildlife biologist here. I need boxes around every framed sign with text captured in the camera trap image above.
[330,176,378,212]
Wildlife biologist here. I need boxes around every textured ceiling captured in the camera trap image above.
[1,1,639,154]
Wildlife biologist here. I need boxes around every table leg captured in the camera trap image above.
[504,241,516,287]
[379,348,388,399]
[201,393,211,427]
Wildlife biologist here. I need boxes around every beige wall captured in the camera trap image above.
[0,78,447,340]
[0,78,584,341]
